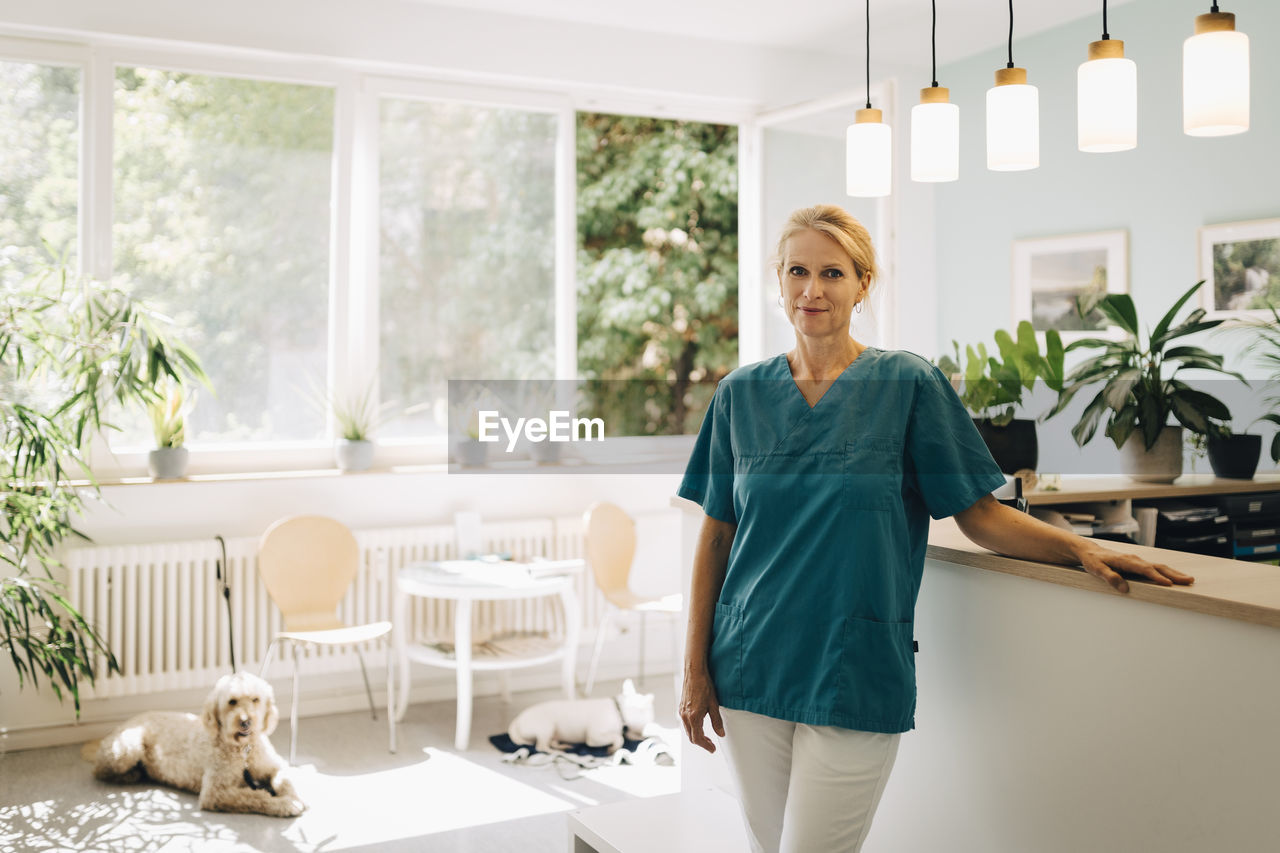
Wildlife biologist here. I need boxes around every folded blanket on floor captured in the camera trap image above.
[489,733,643,756]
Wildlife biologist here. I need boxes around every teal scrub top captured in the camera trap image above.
[677,347,1006,734]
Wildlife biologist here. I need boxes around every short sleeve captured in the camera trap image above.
[906,365,1007,520]
[677,383,737,524]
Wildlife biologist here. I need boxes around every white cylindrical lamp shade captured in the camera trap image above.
[1183,12,1249,136]
[1078,40,1137,152]
[986,67,1039,171]
[911,87,959,182]
[846,108,892,198]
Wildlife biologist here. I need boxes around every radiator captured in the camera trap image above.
[64,516,600,699]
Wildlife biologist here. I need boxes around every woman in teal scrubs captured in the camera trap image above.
[677,204,1193,852]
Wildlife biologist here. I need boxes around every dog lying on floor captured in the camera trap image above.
[86,671,305,817]
[507,679,655,754]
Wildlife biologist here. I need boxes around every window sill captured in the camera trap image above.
[86,436,696,487]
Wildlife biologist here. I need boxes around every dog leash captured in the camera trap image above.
[215,535,237,673]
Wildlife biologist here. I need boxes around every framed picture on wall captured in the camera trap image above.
[1198,218,1280,318]
[1012,230,1128,339]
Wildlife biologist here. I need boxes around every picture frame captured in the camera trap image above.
[1198,218,1280,318]
[1012,230,1128,340]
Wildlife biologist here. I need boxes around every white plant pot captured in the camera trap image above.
[456,439,488,467]
[1121,425,1183,483]
[335,439,374,472]
[148,446,189,480]
[528,439,562,464]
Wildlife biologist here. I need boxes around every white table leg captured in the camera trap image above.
[560,585,581,700]
[394,576,410,722]
[454,599,473,751]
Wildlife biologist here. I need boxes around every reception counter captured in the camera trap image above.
[675,480,1280,852]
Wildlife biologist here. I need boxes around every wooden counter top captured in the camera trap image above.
[1025,473,1280,505]
[927,517,1280,629]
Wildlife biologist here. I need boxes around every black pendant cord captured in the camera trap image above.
[1102,0,1110,40]
[931,0,938,87]
[1210,3,1220,11]
[1006,0,1015,68]
[865,0,872,109]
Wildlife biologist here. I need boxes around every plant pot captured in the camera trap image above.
[1207,432,1261,480]
[973,418,1038,474]
[335,438,374,471]
[148,446,189,479]
[528,438,562,464]
[1121,425,1183,483]
[455,439,488,467]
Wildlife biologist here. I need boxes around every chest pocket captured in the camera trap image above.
[844,434,903,511]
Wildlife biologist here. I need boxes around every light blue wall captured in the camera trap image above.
[933,0,1279,473]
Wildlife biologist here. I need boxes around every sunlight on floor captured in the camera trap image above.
[282,748,576,851]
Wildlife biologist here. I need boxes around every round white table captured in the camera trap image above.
[393,561,582,750]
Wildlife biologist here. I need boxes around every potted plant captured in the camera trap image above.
[307,379,396,472]
[2,265,208,712]
[146,381,195,479]
[937,320,1064,474]
[1204,421,1262,480]
[1226,303,1280,468]
[1044,280,1246,483]
[456,407,489,467]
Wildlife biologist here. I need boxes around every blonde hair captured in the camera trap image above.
[773,205,878,292]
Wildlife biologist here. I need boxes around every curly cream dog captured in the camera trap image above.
[89,671,305,817]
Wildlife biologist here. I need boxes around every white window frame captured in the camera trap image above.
[1,29,756,479]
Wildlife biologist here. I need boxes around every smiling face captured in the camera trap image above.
[778,228,869,341]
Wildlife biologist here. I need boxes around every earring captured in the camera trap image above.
[854,301,864,314]
[777,295,784,308]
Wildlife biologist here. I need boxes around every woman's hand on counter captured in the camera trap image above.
[1073,542,1195,594]
[955,495,1195,594]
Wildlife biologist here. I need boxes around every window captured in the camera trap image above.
[112,68,335,445]
[0,60,79,284]
[378,98,558,438]
[576,113,738,436]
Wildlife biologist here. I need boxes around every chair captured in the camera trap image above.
[582,502,683,696]
[257,515,395,762]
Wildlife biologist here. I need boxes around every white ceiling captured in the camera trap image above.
[415,0,1141,64]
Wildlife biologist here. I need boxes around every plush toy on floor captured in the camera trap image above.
[508,679,655,754]
[85,671,305,817]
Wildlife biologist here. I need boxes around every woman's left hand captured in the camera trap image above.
[1076,543,1195,594]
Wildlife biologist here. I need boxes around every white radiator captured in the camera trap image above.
[64,516,599,699]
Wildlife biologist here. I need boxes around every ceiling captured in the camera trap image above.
[415,0,1141,64]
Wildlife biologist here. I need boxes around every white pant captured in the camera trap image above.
[719,707,900,853]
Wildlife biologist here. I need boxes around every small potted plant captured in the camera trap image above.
[455,407,489,467]
[1044,281,1246,483]
[1205,420,1262,480]
[937,320,1064,474]
[147,381,195,479]
[308,379,396,472]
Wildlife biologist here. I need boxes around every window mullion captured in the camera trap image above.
[555,102,578,381]
[81,48,113,281]
[342,80,381,433]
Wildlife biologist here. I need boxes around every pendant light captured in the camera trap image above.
[986,0,1039,171]
[847,0,891,197]
[1183,3,1249,136]
[911,0,959,182]
[1078,0,1137,152]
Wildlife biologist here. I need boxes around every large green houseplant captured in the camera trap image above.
[1044,280,1245,482]
[937,320,1064,473]
[2,266,208,711]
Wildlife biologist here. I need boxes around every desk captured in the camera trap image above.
[393,559,583,750]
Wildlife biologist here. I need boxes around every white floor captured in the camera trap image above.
[0,676,682,852]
